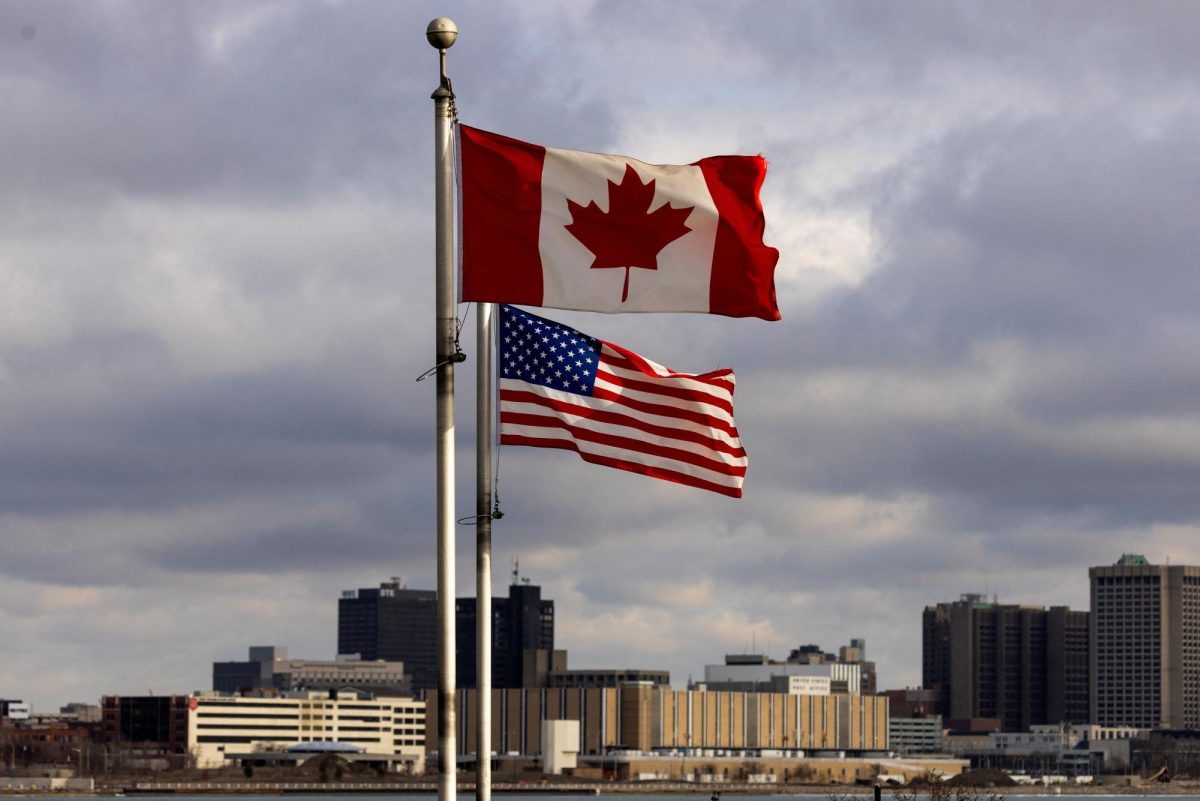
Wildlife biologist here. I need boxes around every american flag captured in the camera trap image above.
[498,304,747,498]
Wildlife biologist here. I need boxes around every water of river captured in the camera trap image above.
[101,795,1200,801]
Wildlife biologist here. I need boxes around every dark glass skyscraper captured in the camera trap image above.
[456,582,555,689]
[338,578,554,692]
[338,582,438,690]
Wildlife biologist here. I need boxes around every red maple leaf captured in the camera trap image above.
[564,164,693,302]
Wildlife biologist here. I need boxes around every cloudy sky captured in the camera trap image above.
[3,1,1199,711]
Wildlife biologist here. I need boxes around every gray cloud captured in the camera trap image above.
[2,0,1199,707]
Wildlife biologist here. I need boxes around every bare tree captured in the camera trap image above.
[894,774,1006,801]
[828,792,866,801]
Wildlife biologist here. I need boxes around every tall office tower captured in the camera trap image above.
[1090,554,1200,729]
[456,580,555,689]
[338,581,438,691]
[339,577,555,692]
[922,594,1089,730]
[1046,606,1092,724]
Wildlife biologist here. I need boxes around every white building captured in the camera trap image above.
[187,691,424,771]
[542,720,580,774]
[957,723,1146,775]
[703,662,860,695]
[1,701,31,721]
[989,725,1076,754]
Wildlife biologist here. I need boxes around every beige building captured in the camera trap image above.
[428,684,888,759]
[1090,554,1200,728]
[572,752,963,784]
[213,646,410,695]
[188,691,424,770]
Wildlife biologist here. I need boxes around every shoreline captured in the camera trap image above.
[7,776,1200,798]
[7,781,1190,797]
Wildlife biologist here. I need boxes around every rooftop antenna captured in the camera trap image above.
[512,556,520,586]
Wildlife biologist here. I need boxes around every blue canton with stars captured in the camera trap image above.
[500,305,601,396]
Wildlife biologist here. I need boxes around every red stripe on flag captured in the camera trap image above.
[497,304,749,497]
[589,385,740,438]
[500,434,743,498]
[501,412,746,477]
[603,343,736,389]
[595,365,735,417]
[459,125,545,305]
[697,155,780,321]
[500,388,746,458]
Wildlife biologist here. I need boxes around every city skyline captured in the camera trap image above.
[3,2,1199,711]
[5,556,1180,713]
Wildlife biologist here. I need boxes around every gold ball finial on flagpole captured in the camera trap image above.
[426,17,458,50]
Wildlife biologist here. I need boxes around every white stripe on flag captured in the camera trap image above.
[500,387,747,469]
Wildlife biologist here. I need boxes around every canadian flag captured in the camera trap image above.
[458,125,780,321]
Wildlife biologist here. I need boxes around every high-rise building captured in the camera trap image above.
[338,577,554,692]
[338,582,438,691]
[456,581,555,689]
[922,594,1089,731]
[1047,606,1091,725]
[1090,554,1200,729]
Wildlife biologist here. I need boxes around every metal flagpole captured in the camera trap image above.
[427,17,459,801]
[475,301,494,801]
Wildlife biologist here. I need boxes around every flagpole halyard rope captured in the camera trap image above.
[491,304,505,520]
